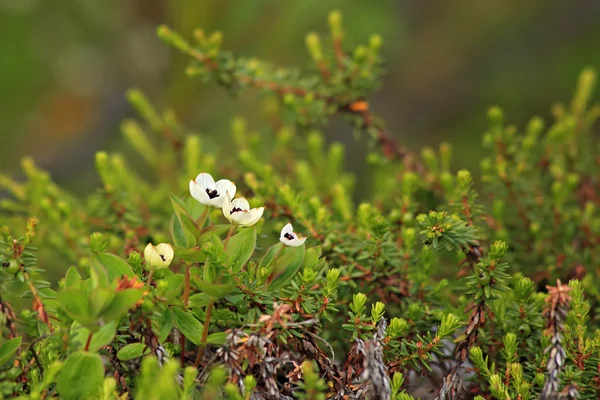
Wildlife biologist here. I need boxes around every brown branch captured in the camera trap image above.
[187,49,425,172]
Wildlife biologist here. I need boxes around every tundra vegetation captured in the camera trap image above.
[1,10,599,400]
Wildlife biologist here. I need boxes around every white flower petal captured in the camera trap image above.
[281,223,294,236]
[222,192,234,223]
[230,197,250,211]
[215,179,236,199]
[279,223,306,247]
[190,180,211,205]
[233,207,264,227]
[206,196,222,208]
[155,243,174,264]
[144,242,173,269]
[144,243,156,260]
[195,172,215,190]
[288,236,307,247]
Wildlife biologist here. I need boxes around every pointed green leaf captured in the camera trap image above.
[171,307,203,345]
[194,279,237,299]
[206,332,227,345]
[188,293,211,309]
[198,224,230,243]
[170,193,198,246]
[267,245,306,290]
[170,193,196,224]
[174,246,206,263]
[157,308,173,342]
[64,267,82,289]
[117,343,150,361]
[259,243,283,269]
[225,226,256,273]
[0,337,21,366]
[303,246,322,270]
[89,260,109,289]
[95,253,135,281]
[170,213,196,248]
[203,259,217,284]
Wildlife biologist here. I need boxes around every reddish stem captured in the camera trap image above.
[194,300,215,367]
[84,332,93,352]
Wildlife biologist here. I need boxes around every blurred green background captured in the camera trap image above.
[1,0,599,190]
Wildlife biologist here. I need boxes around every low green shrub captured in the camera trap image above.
[1,10,599,400]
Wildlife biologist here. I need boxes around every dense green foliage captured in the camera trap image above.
[1,10,600,400]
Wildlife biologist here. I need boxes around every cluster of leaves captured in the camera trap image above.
[1,9,600,400]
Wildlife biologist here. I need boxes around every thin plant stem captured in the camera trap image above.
[146,268,155,288]
[84,332,93,352]
[180,335,186,367]
[194,300,215,367]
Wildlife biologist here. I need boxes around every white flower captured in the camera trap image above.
[144,243,174,269]
[222,193,264,227]
[279,223,307,247]
[189,172,236,208]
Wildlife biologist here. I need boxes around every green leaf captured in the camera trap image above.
[259,243,283,269]
[117,343,149,361]
[170,192,198,246]
[194,279,237,299]
[170,193,197,228]
[157,308,173,342]
[57,351,104,400]
[87,321,117,352]
[225,226,256,273]
[267,245,306,290]
[198,224,230,243]
[170,213,197,248]
[0,337,21,366]
[174,246,207,263]
[99,289,144,323]
[171,307,203,345]
[189,293,211,308]
[64,267,82,289]
[303,246,322,270]
[163,274,185,299]
[95,253,135,281]
[185,196,208,220]
[89,260,109,289]
[90,288,115,317]
[71,321,117,352]
[206,332,227,345]
[59,289,93,326]
[203,260,217,284]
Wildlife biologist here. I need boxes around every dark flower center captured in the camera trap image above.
[205,188,219,199]
[230,207,243,214]
[159,254,166,262]
[284,232,295,240]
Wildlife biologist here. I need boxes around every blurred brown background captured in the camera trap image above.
[1,0,599,190]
